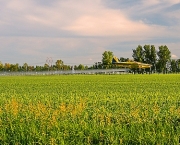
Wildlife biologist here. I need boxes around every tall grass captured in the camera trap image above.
[0,74,180,144]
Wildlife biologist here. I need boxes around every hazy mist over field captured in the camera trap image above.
[0,0,180,65]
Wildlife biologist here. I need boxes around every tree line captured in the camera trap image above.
[0,60,89,72]
[102,45,180,73]
[0,44,179,73]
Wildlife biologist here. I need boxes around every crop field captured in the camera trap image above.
[0,74,180,144]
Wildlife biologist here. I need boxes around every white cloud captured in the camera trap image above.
[62,1,172,41]
[1,0,178,38]
[64,10,150,36]
[0,0,180,65]
[172,54,178,59]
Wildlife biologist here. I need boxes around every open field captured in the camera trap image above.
[0,74,180,144]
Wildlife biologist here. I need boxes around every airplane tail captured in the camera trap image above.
[112,56,119,63]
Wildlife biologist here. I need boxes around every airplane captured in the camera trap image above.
[112,56,152,69]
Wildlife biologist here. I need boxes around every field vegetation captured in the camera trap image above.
[0,74,180,144]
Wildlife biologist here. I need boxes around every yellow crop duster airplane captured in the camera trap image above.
[112,56,152,69]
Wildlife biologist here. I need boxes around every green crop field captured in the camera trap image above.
[0,74,180,144]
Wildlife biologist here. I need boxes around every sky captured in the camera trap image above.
[0,0,180,66]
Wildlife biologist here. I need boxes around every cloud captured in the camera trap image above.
[62,1,169,39]
[1,0,179,38]
[172,54,178,59]
[64,10,149,36]
[0,0,165,37]
[0,0,180,65]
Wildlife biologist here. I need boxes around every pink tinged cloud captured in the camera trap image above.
[63,8,167,39]
[172,54,178,59]
[3,0,172,40]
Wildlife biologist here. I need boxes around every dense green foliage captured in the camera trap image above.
[0,75,180,144]
[132,45,180,73]
[102,51,114,67]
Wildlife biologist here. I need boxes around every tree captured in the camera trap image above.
[143,45,157,72]
[132,45,144,62]
[62,65,70,70]
[0,61,3,71]
[55,60,64,70]
[23,63,28,71]
[176,59,180,73]
[14,63,19,71]
[4,63,11,71]
[35,66,42,71]
[143,45,151,64]
[150,45,157,72]
[94,62,102,69]
[85,65,88,70]
[170,59,177,73]
[8,63,19,72]
[43,63,49,71]
[102,51,113,68]
[157,45,171,73]
[78,64,85,70]
[28,66,34,71]
[74,65,78,70]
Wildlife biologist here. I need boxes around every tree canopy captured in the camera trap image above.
[102,51,113,68]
